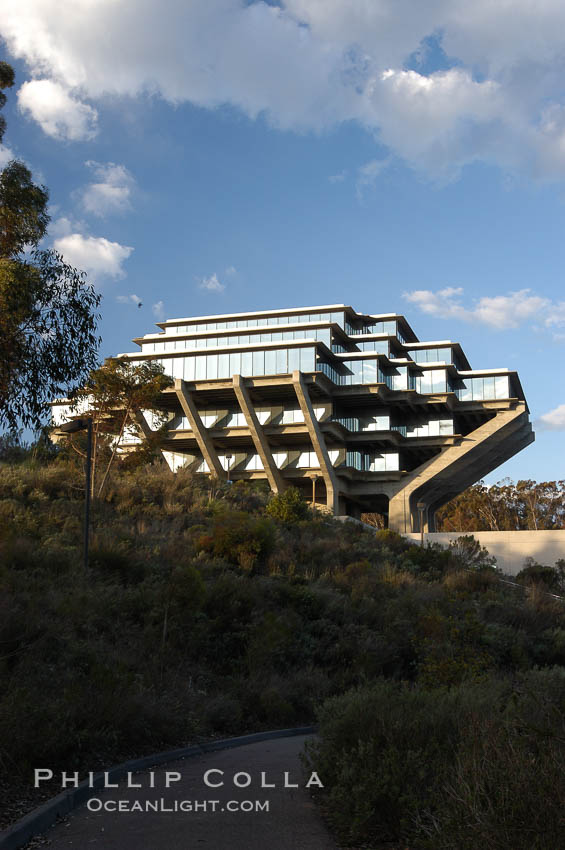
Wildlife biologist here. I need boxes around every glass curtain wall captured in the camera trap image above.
[153,346,316,380]
[166,311,346,335]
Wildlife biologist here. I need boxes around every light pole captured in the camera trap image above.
[307,472,320,508]
[56,417,93,570]
[416,501,426,547]
[225,453,233,485]
[312,474,320,507]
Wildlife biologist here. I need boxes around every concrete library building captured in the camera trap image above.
[62,303,535,533]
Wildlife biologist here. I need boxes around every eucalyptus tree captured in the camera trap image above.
[0,62,100,432]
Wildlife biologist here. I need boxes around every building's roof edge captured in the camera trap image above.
[156,304,351,327]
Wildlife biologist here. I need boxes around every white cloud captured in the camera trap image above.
[54,233,133,281]
[403,287,550,329]
[6,1,565,176]
[329,170,347,183]
[544,302,565,328]
[117,293,142,306]
[537,404,565,430]
[49,216,73,239]
[152,300,165,320]
[225,265,237,276]
[17,79,97,141]
[355,158,390,199]
[80,161,135,217]
[0,145,15,168]
[199,272,225,293]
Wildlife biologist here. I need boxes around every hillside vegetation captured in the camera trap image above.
[2,455,565,847]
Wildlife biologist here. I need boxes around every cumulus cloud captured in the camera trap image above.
[0,145,15,168]
[152,300,165,320]
[117,293,142,306]
[54,233,133,281]
[17,79,97,141]
[403,287,550,329]
[79,161,135,217]
[537,404,565,430]
[356,158,390,199]
[544,302,565,328]
[199,272,225,293]
[6,1,565,176]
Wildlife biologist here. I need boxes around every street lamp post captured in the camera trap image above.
[416,501,426,547]
[312,474,320,507]
[56,417,93,570]
[225,453,233,485]
[306,472,320,509]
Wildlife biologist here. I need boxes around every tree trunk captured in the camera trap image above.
[97,404,131,497]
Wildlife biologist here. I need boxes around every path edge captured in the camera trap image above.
[0,725,315,850]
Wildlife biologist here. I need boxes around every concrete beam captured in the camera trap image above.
[232,374,285,494]
[174,379,225,479]
[387,402,532,533]
[292,370,340,513]
[132,409,153,440]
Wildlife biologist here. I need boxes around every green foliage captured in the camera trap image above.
[265,486,309,523]
[516,557,565,593]
[437,478,565,531]
[448,534,497,570]
[0,64,101,431]
[73,357,173,495]
[2,458,565,846]
[0,61,15,146]
[307,670,565,849]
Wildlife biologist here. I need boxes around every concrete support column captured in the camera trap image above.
[292,370,340,514]
[232,374,285,494]
[174,379,225,479]
[387,403,532,533]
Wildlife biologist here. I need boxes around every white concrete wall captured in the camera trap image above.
[404,531,565,576]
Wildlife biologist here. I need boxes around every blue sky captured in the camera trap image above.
[1,1,565,483]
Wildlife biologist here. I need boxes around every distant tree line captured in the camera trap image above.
[436,479,565,531]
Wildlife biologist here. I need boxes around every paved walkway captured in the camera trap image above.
[43,735,336,849]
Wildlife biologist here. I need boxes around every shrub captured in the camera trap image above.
[516,558,565,593]
[265,487,308,523]
[448,534,497,571]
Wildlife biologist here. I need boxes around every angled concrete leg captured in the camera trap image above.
[174,379,225,479]
[232,374,285,494]
[292,370,340,513]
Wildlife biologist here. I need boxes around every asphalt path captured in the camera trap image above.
[42,734,336,849]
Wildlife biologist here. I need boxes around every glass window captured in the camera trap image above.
[483,376,496,399]
[172,358,183,380]
[184,357,195,381]
[252,350,265,375]
[419,371,433,394]
[288,348,300,372]
[217,353,229,378]
[495,375,509,398]
[432,370,447,393]
[276,348,287,373]
[363,360,378,383]
[300,347,315,372]
[230,352,242,376]
[207,354,218,380]
[194,356,206,380]
[265,349,277,375]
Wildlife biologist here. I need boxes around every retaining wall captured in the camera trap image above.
[404,530,565,576]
